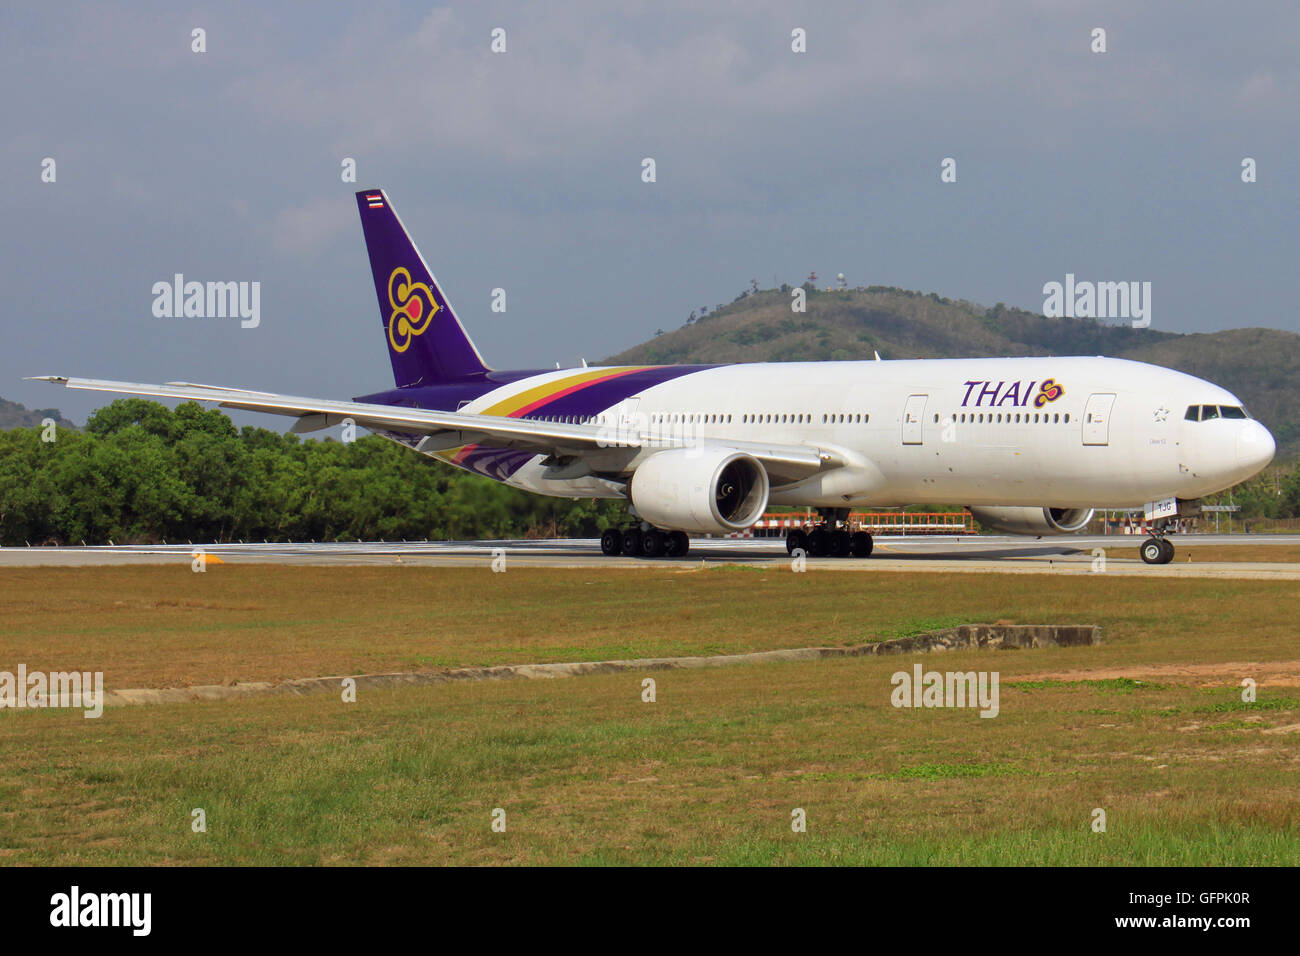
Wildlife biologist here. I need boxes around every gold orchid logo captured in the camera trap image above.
[387,267,439,353]
[1034,378,1065,408]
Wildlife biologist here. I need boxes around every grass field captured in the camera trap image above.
[1,564,1298,865]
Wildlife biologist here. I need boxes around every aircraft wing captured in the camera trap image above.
[30,376,837,481]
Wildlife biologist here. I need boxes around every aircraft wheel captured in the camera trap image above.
[600,528,623,556]
[786,530,807,555]
[642,529,666,558]
[665,530,689,557]
[1140,537,1164,565]
[1158,537,1175,564]
[831,530,852,557]
[807,528,831,557]
[851,531,874,557]
[621,528,644,556]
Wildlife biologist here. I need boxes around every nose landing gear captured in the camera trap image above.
[1140,525,1176,565]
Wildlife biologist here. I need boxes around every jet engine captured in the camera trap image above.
[967,506,1095,535]
[630,448,770,534]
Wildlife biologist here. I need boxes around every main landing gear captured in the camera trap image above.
[1140,521,1176,565]
[784,508,874,558]
[601,526,690,558]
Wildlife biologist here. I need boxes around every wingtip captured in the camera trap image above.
[25,375,69,384]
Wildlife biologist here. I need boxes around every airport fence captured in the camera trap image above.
[744,511,975,538]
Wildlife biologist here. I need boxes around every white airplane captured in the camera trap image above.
[33,189,1275,565]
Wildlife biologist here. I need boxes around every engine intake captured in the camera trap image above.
[967,506,1094,535]
[630,448,770,534]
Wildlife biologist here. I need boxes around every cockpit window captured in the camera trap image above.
[1185,404,1248,421]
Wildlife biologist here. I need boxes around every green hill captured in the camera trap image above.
[0,396,78,432]
[606,286,1300,457]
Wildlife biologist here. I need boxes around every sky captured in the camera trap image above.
[3,1,1297,426]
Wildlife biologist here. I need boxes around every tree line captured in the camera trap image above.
[2,397,1297,546]
[0,399,626,546]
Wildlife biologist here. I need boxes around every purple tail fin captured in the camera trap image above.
[355,189,490,387]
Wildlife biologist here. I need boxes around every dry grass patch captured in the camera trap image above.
[1,565,1299,687]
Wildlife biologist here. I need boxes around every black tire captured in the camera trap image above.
[642,529,666,557]
[785,530,807,555]
[851,531,874,557]
[600,528,622,556]
[1158,537,1175,564]
[621,528,644,556]
[666,530,689,557]
[808,528,830,557]
[831,530,851,557]
[1140,537,1163,564]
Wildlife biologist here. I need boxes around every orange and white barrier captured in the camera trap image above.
[745,512,976,536]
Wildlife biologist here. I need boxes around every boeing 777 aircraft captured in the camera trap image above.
[34,189,1276,564]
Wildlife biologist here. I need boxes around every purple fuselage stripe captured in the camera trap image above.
[365,364,718,481]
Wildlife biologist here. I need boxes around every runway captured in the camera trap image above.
[2,534,1299,578]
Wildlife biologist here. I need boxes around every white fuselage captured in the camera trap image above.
[450,356,1274,509]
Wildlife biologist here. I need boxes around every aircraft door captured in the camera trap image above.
[1082,393,1116,446]
[902,394,927,445]
[617,397,642,443]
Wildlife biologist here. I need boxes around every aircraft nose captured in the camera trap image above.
[1237,420,1275,472]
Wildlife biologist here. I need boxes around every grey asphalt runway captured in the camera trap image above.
[2,534,1298,578]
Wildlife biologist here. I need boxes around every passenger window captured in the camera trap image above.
[1064,413,1070,423]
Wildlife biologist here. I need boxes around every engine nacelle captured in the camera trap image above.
[630,448,770,534]
[967,506,1095,535]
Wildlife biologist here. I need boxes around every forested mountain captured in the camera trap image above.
[607,286,1300,456]
[0,396,78,431]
